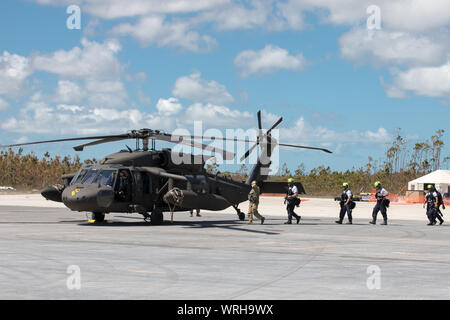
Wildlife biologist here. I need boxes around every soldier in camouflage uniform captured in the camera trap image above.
[247,181,265,224]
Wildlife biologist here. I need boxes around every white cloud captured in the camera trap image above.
[156,97,183,116]
[0,97,252,136]
[84,79,128,108]
[1,92,393,155]
[32,38,128,108]
[339,28,450,67]
[137,89,151,105]
[90,0,230,19]
[32,38,122,80]
[194,0,286,31]
[0,99,162,135]
[279,117,391,147]
[53,80,84,104]
[386,59,450,98]
[112,15,216,52]
[183,103,253,128]
[33,0,450,33]
[14,136,29,144]
[234,45,307,77]
[280,0,450,32]
[172,72,234,104]
[377,0,450,32]
[275,1,306,30]
[0,97,9,110]
[0,51,32,98]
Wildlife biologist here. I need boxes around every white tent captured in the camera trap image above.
[408,170,450,194]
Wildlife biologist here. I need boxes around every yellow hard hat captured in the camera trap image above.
[288,178,294,183]
[374,181,381,187]
[342,182,349,187]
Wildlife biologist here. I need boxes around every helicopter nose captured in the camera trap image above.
[62,186,98,211]
[62,185,115,211]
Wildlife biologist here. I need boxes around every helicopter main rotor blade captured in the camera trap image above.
[73,137,130,151]
[0,134,129,149]
[267,117,283,135]
[240,110,264,162]
[257,110,262,131]
[278,143,333,153]
[239,142,258,162]
[157,134,235,160]
[171,135,257,144]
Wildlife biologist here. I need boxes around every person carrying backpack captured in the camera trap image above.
[336,182,354,225]
[284,178,301,224]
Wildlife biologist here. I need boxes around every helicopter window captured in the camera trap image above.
[81,169,100,184]
[93,170,116,187]
[71,169,88,185]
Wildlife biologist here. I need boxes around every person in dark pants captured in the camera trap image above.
[336,182,353,224]
[284,178,301,224]
[435,187,445,225]
[423,185,442,225]
[370,181,389,225]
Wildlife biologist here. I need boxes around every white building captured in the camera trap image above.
[408,170,450,194]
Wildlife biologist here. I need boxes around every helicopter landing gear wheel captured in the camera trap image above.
[150,208,164,225]
[91,212,105,223]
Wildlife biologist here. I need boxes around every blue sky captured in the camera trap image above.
[0,0,449,173]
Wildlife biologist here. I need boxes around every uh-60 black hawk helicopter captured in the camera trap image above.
[1,111,331,224]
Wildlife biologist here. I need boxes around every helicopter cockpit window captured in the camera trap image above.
[93,170,116,187]
[81,169,100,184]
[71,169,88,185]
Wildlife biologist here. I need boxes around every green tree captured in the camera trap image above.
[430,129,445,170]
[280,163,291,177]
[294,163,306,177]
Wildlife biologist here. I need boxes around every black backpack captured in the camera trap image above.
[349,201,356,209]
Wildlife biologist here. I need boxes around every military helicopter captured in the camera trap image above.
[0,111,331,224]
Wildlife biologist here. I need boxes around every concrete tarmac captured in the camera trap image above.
[0,199,449,299]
